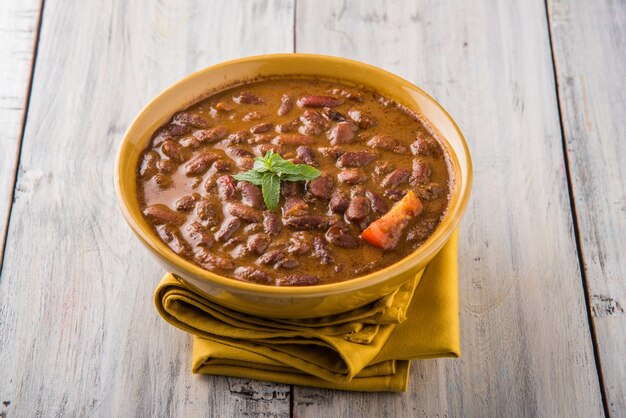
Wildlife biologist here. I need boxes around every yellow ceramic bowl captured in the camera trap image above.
[115,54,472,318]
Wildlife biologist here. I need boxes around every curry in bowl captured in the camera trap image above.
[137,77,452,286]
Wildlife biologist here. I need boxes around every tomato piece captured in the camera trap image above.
[361,190,423,250]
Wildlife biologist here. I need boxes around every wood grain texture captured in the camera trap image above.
[294,0,604,416]
[0,0,294,417]
[0,0,42,266]
[548,0,626,415]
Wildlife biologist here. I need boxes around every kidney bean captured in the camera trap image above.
[275,118,300,133]
[348,109,376,129]
[329,190,349,213]
[327,122,357,146]
[216,175,238,201]
[312,235,334,265]
[345,196,371,223]
[186,222,214,248]
[329,88,363,102]
[300,110,329,128]
[175,193,200,212]
[255,143,285,157]
[247,233,270,255]
[243,111,263,121]
[196,198,221,226]
[283,196,309,217]
[416,183,445,201]
[156,159,176,176]
[215,217,241,242]
[233,267,273,284]
[172,112,209,128]
[227,130,252,145]
[250,123,272,134]
[298,123,322,136]
[307,175,334,200]
[321,107,346,122]
[383,189,407,201]
[411,158,431,184]
[272,134,315,146]
[336,151,376,168]
[318,146,345,159]
[155,124,190,145]
[275,257,299,269]
[237,157,254,170]
[283,215,333,230]
[194,248,235,270]
[287,232,311,254]
[154,174,173,189]
[184,152,218,176]
[337,169,367,185]
[381,168,411,188]
[161,140,187,163]
[144,204,186,226]
[296,146,318,166]
[366,135,406,153]
[280,181,300,197]
[213,160,232,172]
[156,225,191,256]
[263,211,281,236]
[258,249,284,265]
[373,161,394,176]
[227,202,262,223]
[365,190,388,214]
[277,94,293,116]
[325,226,361,249]
[139,151,160,179]
[233,91,264,104]
[276,275,320,286]
[410,134,440,156]
[237,181,263,208]
[297,95,342,108]
[193,126,225,143]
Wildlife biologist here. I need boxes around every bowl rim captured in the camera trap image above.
[115,53,473,297]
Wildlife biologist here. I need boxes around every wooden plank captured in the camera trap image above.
[0,1,294,417]
[293,0,604,416]
[0,0,42,265]
[548,0,626,415]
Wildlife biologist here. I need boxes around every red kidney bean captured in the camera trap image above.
[410,134,440,156]
[345,196,371,223]
[156,225,191,256]
[275,257,299,269]
[175,193,200,212]
[337,169,367,185]
[172,112,209,128]
[247,233,270,255]
[282,196,309,217]
[365,190,388,214]
[336,151,376,168]
[143,204,186,226]
[381,168,411,188]
[156,158,176,175]
[275,118,300,133]
[154,173,173,189]
[383,189,407,201]
[233,91,264,104]
[263,211,281,236]
[258,249,284,265]
[250,123,272,134]
[300,110,329,128]
[318,146,345,159]
[184,151,219,176]
[272,134,315,146]
[297,95,342,108]
[296,146,318,166]
[298,123,322,136]
[195,126,228,143]
[321,107,346,122]
[196,198,221,226]
[277,94,294,116]
[348,109,376,129]
[215,217,241,242]
[366,135,406,153]
[242,111,263,121]
[213,160,232,172]
[216,175,238,201]
[329,190,349,213]
[276,275,320,286]
[227,130,252,145]
[327,122,357,146]
[416,183,445,201]
[195,248,235,270]
[307,174,334,199]
[312,235,334,265]
[373,161,394,176]
[161,140,187,163]
[283,215,333,230]
[280,181,300,197]
[325,225,361,249]
[233,267,273,284]
[139,151,160,179]
[186,222,214,247]
[237,181,264,208]
[411,158,431,184]
[227,202,262,223]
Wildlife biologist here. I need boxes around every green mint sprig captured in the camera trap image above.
[233,150,321,210]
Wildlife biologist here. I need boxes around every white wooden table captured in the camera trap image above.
[1,0,624,416]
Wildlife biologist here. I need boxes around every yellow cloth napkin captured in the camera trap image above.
[155,231,459,392]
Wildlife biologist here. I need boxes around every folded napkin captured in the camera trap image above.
[155,231,459,392]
